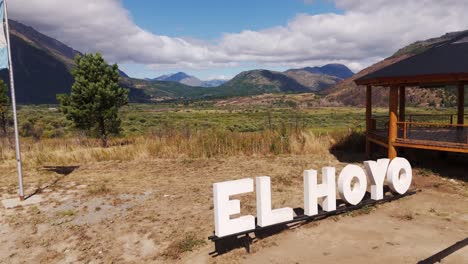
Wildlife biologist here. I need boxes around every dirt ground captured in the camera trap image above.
[0,154,467,263]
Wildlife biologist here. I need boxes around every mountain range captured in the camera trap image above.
[0,20,355,104]
[3,19,459,106]
[152,63,353,90]
[126,67,348,101]
[142,65,349,99]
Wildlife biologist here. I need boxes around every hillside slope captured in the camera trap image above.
[284,70,342,91]
[213,68,344,97]
[289,64,354,79]
[0,24,74,104]
[0,20,130,104]
[216,70,311,96]
[324,30,468,106]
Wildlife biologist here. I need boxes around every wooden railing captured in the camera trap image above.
[370,114,468,131]
[408,114,456,124]
[397,121,468,146]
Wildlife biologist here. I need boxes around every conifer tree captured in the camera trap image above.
[57,53,128,147]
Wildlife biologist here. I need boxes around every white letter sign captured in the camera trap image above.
[304,167,336,216]
[338,165,367,205]
[256,176,294,227]
[364,159,390,200]
[386,157,413,194]
[213,178,255,237]
[212,158,414,238]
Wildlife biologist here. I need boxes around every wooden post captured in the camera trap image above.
[458,83,465,125]
[388,86,399,159]
[366,85,372,157]
[399,86,406,122]
[403,122,407,140]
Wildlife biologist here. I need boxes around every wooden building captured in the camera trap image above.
[355,34,468,159]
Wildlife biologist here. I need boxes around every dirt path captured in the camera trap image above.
[185,186,468,264]
[0,156,467,263]
[244,190,467,263]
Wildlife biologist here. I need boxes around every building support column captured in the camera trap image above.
[365,85,372,157]
[458,83,465,126]
[399,86,406,122]
[388,86,399,159]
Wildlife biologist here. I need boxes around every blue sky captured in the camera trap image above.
[12,0,468,81]
[119,0,341,80]
[122,0,340,40]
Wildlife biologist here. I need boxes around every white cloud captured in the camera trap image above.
[8,0,468,72]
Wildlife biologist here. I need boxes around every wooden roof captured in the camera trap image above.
[355,33,468,86]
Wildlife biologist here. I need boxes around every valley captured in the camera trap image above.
[2,19,467,108]
[0,102,466,263]
[1,2,468,263]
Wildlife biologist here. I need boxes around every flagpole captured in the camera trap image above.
[3,0,24,201]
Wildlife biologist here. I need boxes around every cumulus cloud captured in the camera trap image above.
[8,0,229,67]
[8,0,468,72]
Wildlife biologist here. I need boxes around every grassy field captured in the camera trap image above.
[1,103,467,263]
[12,103,464,138]
[0,103,464,169]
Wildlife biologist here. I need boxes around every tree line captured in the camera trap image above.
[1,53,129,147]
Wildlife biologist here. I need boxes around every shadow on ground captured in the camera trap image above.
[25,166,80,200]
[330,131,368,163]
[209,189,401,257]
[403,149,468,182]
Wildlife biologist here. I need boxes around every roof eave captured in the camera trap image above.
[354,73,468,86]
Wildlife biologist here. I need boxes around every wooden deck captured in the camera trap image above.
[369,127,468,153]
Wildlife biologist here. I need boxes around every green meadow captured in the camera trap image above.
[13,103,462,140]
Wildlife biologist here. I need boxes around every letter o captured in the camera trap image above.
[338,165,367,205]
[386,158,412,194]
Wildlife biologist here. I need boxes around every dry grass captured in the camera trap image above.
[0,128,347,168]
[163,232,207,259]
[392,211,415,221]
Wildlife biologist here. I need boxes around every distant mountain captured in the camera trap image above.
[132,67,345,101]
[125,70,301,100]
[124,69,340,101]
[201,79,227,87]
[0,20,129,104]
[154,72,227,87]
[155,72,195,82]
[155,72,203,86]
[324,30,468,106]
[215,70,309,96]
[214,69,341,97]
[283,69,343,91]
[288,64,354,79]
[120,78,207,100]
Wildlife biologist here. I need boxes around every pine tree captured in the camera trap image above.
[0,80,9,137]
[57,53,128,147]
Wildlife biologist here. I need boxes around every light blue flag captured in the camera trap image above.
[0,0,9,69]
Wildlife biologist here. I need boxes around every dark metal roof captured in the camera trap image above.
[355,33,468,85]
